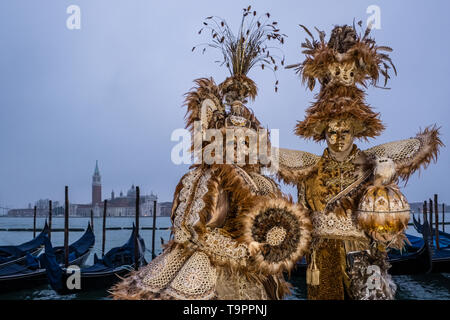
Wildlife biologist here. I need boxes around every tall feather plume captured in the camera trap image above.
[194,6,285,92]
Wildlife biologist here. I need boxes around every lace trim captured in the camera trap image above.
[274,147,320,170]
[142,247,188,291]
[364,138,421,162]
[187,169,212,241]
[198,228,249,266]
[173,169,202,243]
[249,172,278,195]
[311,211,366,240]
[164,251,217,300]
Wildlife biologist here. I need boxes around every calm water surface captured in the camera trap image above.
[0,217,449,300]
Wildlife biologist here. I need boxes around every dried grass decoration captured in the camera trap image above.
[242,198,311,274]
[193,5,286,93]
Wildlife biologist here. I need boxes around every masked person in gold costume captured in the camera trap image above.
[109,7,311,300]
[274,24,443,300]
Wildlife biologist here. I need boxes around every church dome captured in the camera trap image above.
[127,185,136,198]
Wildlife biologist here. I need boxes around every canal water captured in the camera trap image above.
[0,216,449,300]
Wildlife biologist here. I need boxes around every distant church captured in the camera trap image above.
[69,161,170,217]
[8,161,172,217]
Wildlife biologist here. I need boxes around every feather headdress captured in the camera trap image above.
[288,22,396,90]
[194,6,286,98]
[182,7,284,161]
[288,22,396,141]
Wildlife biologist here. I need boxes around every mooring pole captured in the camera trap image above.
[429,199,433,243]
[434,194,440,250]
[33,205,37,238]
[134,186,140,270]
[152,198,157,260]
[443,203,446,232]
[102,200,107,257]
[48,200,52,240]
[64,186,69,268]
[90,209,94,231]
[423,201,428,225]
[418,207,421,224]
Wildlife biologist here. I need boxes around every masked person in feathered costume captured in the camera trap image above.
[109,6,311,300]
[276,23,443,300]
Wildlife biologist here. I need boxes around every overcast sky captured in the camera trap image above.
[0,0,448,209]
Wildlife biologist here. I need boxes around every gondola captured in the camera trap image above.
[292,222,433,276]
[413,214,450,248]
[0,221,49,270]
[388,221,433,275]
[0,223,95,294]
[412,215,450,273]
[43,224,146,295]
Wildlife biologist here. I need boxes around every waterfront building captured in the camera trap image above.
[7,161,170,217]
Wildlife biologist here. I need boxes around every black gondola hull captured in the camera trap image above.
[0,250,91,294]
[0,248,43,271]
[388,246,432,275]
[55,266,132,295]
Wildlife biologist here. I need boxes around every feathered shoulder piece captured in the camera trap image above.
[287,22,396,91]
[270,147,321,185]
[363,126,443,182]
[272,125,443,185]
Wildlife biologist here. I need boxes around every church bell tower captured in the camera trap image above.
[92,160,102,205]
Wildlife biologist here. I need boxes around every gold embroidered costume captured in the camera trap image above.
[110,7,311,300]
[278,23,443,300]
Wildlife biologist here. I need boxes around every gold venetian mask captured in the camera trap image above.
[325,119,354,153]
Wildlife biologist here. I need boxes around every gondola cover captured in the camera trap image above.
[0,221,49,265]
